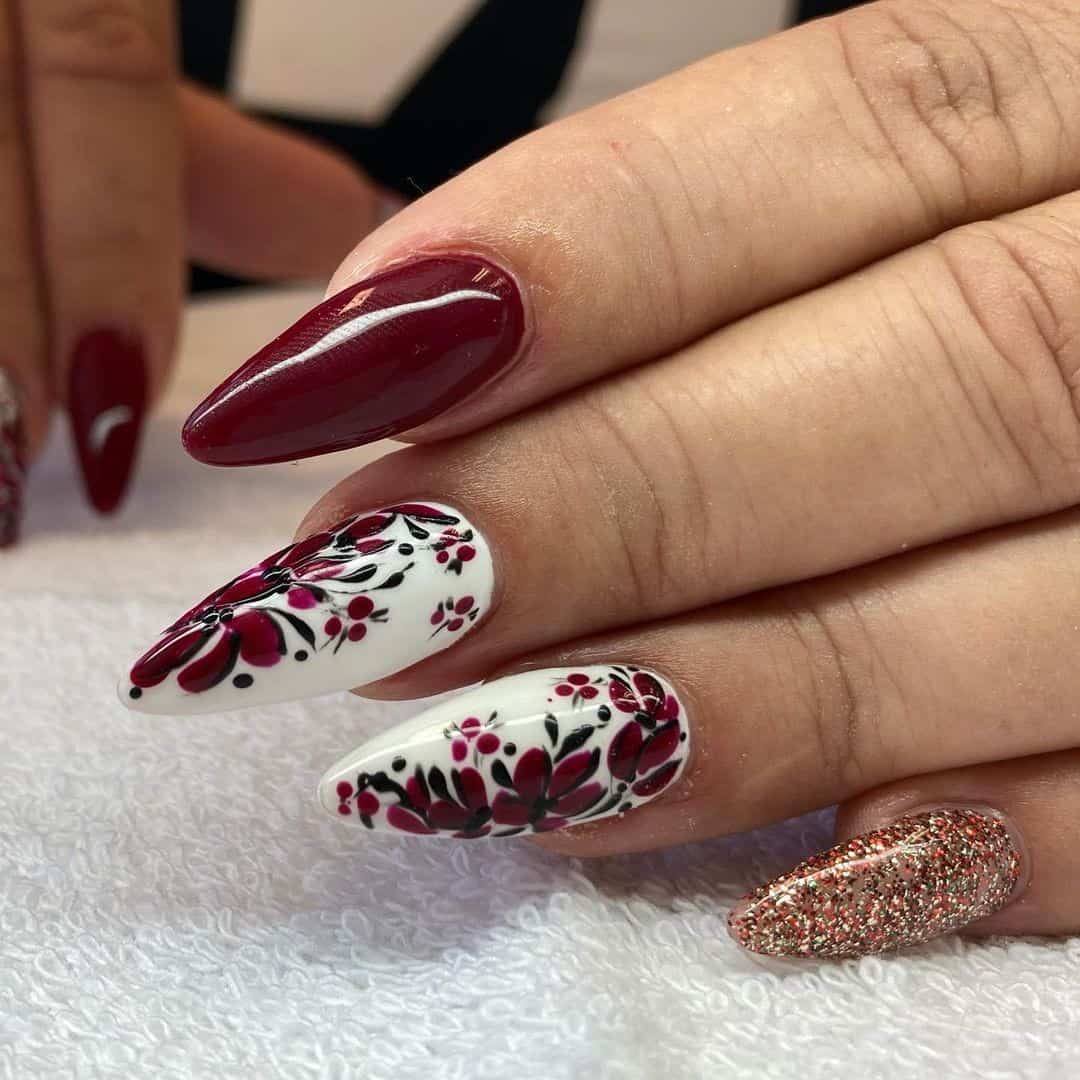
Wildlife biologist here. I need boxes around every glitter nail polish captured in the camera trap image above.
[728,807,1024,959]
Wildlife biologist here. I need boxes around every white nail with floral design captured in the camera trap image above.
[121,502,494,714]
[318,666,689,837]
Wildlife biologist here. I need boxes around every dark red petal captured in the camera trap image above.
[278,530,332,567]
[655,693,680,723]
[512,747,551,803]
[551,782,605,819]
[405,775,431,810]
[177,629,240,693]
[455,767,489,811]
[491,793,531,826]
[233,610,286,667]
[386,805,436,834]
[608,676,639,713]
[341,513,391,541]
[130,625,209,688]
[353,537,393,556]
[631,760,680,798]
[607,722,644,781]
[533,816,569,833]
[549,750,598,800]
[287,586,318,609]
[427,800,470,830]
[632,672,665,715]
[637,720,681,775]
[215,570,274,607]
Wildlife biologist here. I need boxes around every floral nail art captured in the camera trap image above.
[121,502,493,714]
[0,369,24,548]
[320,665,690,838]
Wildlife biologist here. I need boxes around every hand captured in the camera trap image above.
[124,0,1080,959]
[0,0,376,543]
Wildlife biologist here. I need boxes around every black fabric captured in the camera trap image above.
[795,0,865,21]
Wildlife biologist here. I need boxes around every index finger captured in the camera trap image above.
[183,0,1080,465]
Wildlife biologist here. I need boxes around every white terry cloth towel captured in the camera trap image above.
[2,289,1078,1080]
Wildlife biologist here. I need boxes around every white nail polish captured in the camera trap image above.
[121,502,494,714]
[319,665,690,838]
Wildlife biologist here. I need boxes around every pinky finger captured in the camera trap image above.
[728,751,1080,959]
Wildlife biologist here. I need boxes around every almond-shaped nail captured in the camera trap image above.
[68,329,148,514]
[182,255,525,466]
[120,502,493,714]
[728,807,1024,959]
[0,368,25,547]
[319,666,690,838]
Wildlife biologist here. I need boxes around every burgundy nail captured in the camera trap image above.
[68,329,148,514]
[0,368,25,547]
[181,255,525,466]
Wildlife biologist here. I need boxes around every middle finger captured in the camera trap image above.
[123,186,1080,712]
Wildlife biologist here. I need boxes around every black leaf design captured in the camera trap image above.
[368,771,406,798]
[554,724,595,762]
[491,759,513,788]
[544,715,559,746]
[428,766,452,802]
[376,563,415,590]
[339,563,379,584]
[493,827,526,838]
[411,765,430,806]
[583,791,623,820]
[271,609,317,647]
[404,519,431,540]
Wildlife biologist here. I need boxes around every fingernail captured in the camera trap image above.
[68,329,148,514]
[728,807,1025,959]
[318,665,690,838]
[0,368,25,547]
[121,502,493,714]
[182,255,525,466]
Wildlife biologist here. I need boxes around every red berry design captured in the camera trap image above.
[336,781,353,800]
[348,623,367,642]
[452,739,468,762]
[458,545,476,561]
[324,616,342,637]
[454,595,474,615]
[357,791,379,816]
[567,673,590,686]
[436,550,450,564]
[476,732,500,754]
[461,717,481,732]
[347,595,375,619]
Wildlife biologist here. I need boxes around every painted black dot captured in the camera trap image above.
[294,650,309,662]
[392,756,407,772]
[679,732,687,742]
[128,687,142,700]
[503,742,517,756]
[617,782,628,793]
[233,674,254,689]
[597,705,611,722]
[619,802,632,813]
[398,543,414,555]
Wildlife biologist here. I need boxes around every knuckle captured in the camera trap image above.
[30,0,169,85]
[775,592,890,793]
[562,382,709,615]
[832,0,1076,216]
[933,202,1080,490]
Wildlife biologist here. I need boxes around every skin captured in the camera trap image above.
[287,0,1080,942]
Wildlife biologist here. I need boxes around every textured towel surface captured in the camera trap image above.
[2,290,1078,1080]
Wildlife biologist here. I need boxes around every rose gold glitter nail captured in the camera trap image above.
[0,368,24,548]
[728,808,1024,959]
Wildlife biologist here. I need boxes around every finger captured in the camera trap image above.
[730,750,1080,959]
[221,180,1080,706]
[181,0,1080,464]
[17,0,182,512]
[0,3,48,546]
[309,508,1080,845]
[181,83,378,281]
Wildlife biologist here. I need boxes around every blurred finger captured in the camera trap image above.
[181,82,378,281]
[18,0,182,512]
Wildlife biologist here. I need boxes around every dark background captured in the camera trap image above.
[179,0,864,292]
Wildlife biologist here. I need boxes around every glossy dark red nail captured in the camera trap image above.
[181,255,525,466]
[0,368,25,547]
[68,329,148,514]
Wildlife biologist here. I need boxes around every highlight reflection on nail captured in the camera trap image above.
[728,807,1024,959]
[0,368,24,547]
[319,666,690,838]
[121,502,493,714]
